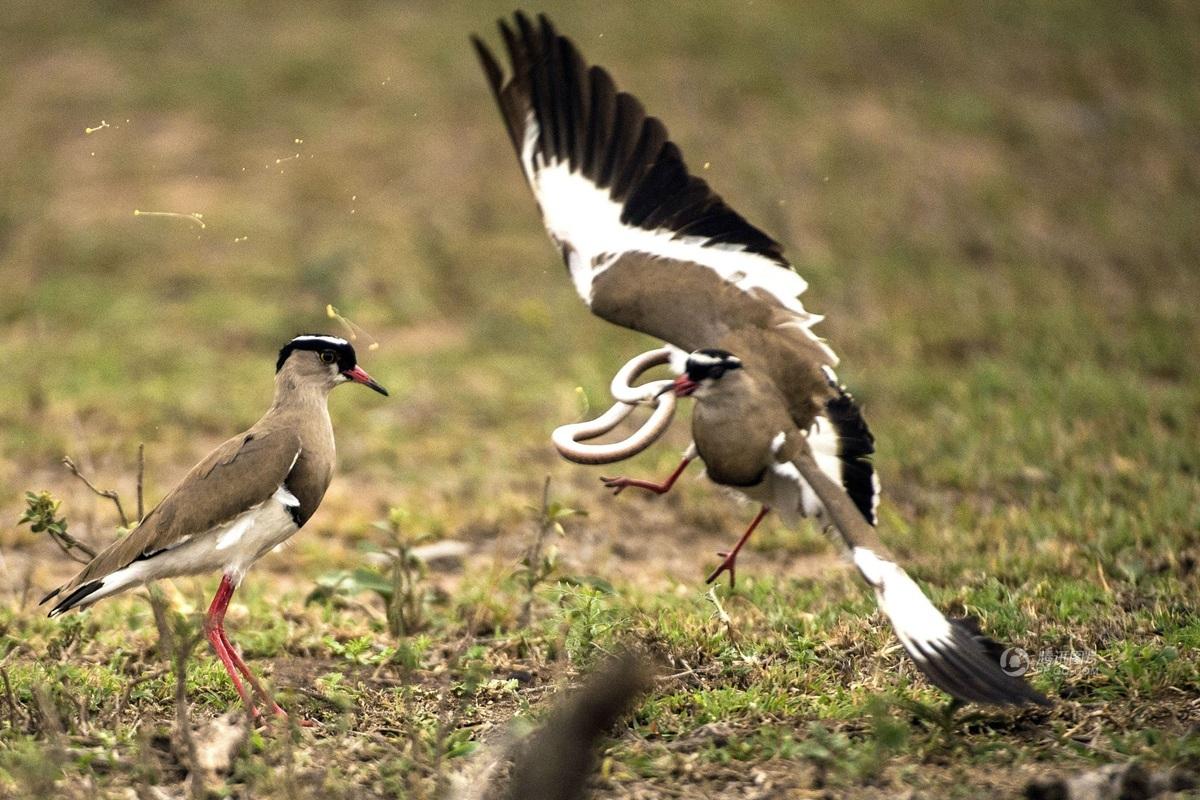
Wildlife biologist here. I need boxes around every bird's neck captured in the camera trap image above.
[270,373,333,414]
[267,377,335,456]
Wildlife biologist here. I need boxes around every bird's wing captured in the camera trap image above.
[472,12,835,365]
[777,434,1050,707]
[44,428,302,605]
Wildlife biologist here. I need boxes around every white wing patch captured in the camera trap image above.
[769,459,822,519]
[215,511,257,551]
[273,485,300,508]
[807,416,843,487]
[215,480,299,552]
[520,113,836,363]
[763,421,848,519]
[853,547,953,654]
[870,472,882,525]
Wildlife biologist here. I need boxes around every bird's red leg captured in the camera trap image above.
[207,575,312,727]
[705,506,770,587]
[217,629,288,719]
[601,454,695,496]
[204,575,258,715]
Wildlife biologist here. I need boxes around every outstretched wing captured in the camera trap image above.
[43,429,302,609]
[782,439,1049,707]
[472,12,835,365]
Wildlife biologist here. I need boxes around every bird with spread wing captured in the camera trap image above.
[472,12,1048,708]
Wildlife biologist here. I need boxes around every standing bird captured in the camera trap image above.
[473,13,1048,707]
[42,335,388,721]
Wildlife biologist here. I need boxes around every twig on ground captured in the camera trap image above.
[136,443,145,522]
[518,477,554,630]
[1,668,20,730]
[705,586,747,659]
[149,586,205,799]
[659,659,721,685]
[116,667,169,718]
[288,686,351,711]
[62,455,129,529]
[20,565,32,608]
[32,684,65,759]
[51,530,96,562]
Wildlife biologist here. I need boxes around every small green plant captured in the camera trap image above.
[377,507,435,637]
[17,491,96,563]
[450,644,492,697]
[324,634,374,664]
[314,671,357,711]
[796,699,909,786]
[550,584,624,665]
[308,506,435,637]
[514,477,585,628]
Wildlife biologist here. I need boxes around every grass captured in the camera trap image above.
[1,0,1198,797]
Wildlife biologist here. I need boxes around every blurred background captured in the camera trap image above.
[0,1,1197,795]
[2,0,1195,571]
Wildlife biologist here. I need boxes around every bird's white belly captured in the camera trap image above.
[144,492,300,584]
[734,425,847,522]
[737,466,822,522]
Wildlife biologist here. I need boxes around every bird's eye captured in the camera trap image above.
[320,350,336,364]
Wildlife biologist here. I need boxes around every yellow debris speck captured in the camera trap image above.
[133,209,206,229]
[326,305,381,353]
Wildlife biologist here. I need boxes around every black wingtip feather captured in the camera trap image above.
[823,386,878,526]
[47,580,103,617]
[471,34,501,91]
[472,29,523,155]
[582,65,613,177]
[474,12,790,266]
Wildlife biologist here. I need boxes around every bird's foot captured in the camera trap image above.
[599,475,669,496]
[705,550,738,587]
[251,703,315,729]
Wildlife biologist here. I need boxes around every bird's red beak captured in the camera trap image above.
[342,365,389,396]
[663,374,698,397]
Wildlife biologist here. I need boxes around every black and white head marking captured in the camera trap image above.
[276,334,357,374]
[684,349,743,383]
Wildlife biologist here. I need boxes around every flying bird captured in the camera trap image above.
[472,12,1048,707]
[42,335,388,721]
